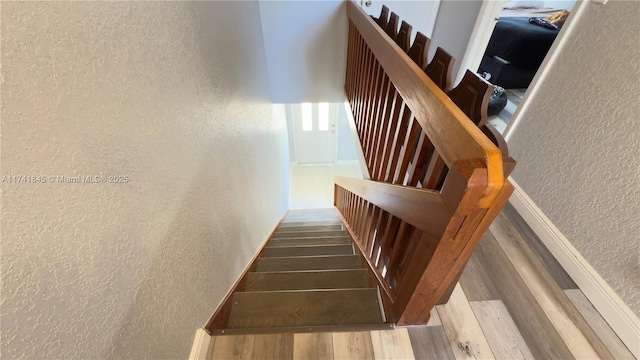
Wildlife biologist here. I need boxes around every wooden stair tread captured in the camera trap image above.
[210,323,394,335]
[284,209,338,219]
[256,255,363,272]
[267,236,351,247]
[279,220,343,227]
[273,230,347,239]
[245,269,369,291]
[261,244,354,258]
[228,289,384,328]
[276,225,343,233]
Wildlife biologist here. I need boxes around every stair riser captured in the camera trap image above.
[272,230,347,239]
[276,225,343,233]
[279,220,343,227]
[245,269,369,291]
[267,237,351,247]
[256,255,362,272]
[261,245,353,258]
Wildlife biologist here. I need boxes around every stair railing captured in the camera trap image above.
[335,0,515,325]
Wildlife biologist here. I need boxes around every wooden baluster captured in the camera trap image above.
[363,200,374,247]
[344,190,353,222]
[385,222,415,291]
[355,43,371,135]
[374,210,390,266]
[407,32,430,68]
[361,50,378,162]
[384,12,399,39]
[349,36,360,132]
[393,229,425,289]
[422,151,448,191]
[366,204,384,256]
[373,5,389,29]
[345,190,349,222]
[371,67,388,151]
[346,22,358,104]
[371,81,398,180]
[375,87,400,181]
[351,196,361,247]
[370,74,393,180]
[392,117,420,185]
[407,131,435,187]
[370,95,392,180]
[353,194,360,228]
[353,196,362,237]
[343,190,348,220]
[355,46,370,140]
[401,128,425,186]
[368,85,388,174]
[448,70,492,126]
[349,32,363,121]
[394,21,412,53]
[367,207,384,258]
[365,60,386,168]
[365,59,383,167]
[378,216,401,274]
[424,47,455,92]
[384,104,411,182]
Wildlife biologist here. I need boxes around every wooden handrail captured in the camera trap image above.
[337,1,515,325]
[347,1,503,206]
[335,176,451,239]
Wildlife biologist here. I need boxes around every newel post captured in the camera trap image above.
[394,159,498,325]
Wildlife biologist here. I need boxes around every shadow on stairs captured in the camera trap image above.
[210,209,391,336]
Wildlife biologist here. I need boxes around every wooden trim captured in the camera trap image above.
[204,211,287,332]
[347,0,504,207]
[188,329,214,360]
[508,179,640,359]
[334,176,451,240]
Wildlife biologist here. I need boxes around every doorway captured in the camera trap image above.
[286,103,363,209]
[289,103,338,165]
[460,0,579,135]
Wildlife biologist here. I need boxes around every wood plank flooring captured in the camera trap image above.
[211,208,636,360]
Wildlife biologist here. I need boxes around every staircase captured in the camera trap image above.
[216,209,387,334]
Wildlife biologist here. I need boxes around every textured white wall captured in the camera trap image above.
[1,2,289,359]
[259,1,347,103]
[508,0,639,315]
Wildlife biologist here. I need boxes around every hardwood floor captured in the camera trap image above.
[211,208,636,359]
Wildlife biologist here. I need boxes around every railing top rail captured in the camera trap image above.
[347,0,504,203]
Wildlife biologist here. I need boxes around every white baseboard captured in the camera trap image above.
[508,178,640,358]
[188,328,213,360]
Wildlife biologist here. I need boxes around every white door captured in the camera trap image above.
[291,103,338,164]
